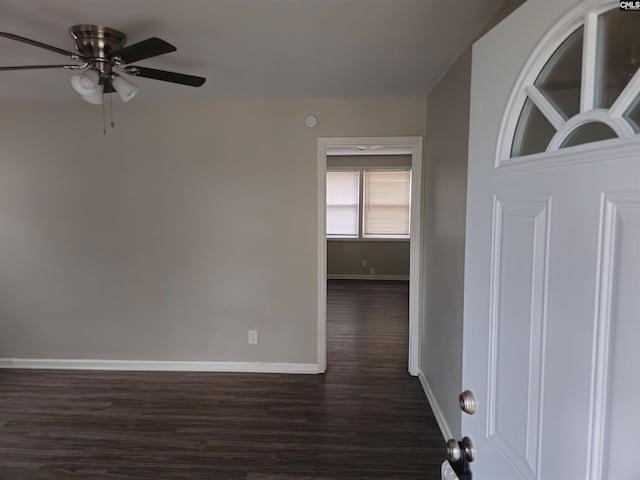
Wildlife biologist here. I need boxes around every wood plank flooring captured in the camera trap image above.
[0,280,444,479]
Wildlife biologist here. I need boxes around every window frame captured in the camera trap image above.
[326,167,411,241]
[497,1,640,168]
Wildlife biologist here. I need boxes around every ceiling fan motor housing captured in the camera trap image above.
[70,25,126,60]
[69,25,126,91]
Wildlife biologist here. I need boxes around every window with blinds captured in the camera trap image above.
[326,171,359,236]
[326,169,411,238]
[363,170,411,237]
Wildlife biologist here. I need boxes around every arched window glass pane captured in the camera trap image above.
[534,27,584,120]
[512,98,557,157]
[595,9,640,109]
[626,97,640,132]
[561,122,617,148]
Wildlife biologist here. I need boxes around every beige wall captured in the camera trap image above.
[421,50,472,438]
[327,241,409,277]
[0,97,425,363]
[327,155,412,169]
[420,0,526,437]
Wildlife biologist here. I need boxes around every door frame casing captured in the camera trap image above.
[317,136,423,375]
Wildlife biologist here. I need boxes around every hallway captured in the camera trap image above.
[328,280,414,375]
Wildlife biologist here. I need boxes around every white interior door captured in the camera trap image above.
[461,1,640,479]
[463,147,640,480]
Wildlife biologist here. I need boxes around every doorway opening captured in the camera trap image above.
[317,137,423,375]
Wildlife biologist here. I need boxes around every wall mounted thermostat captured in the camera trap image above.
[305,114,318,128]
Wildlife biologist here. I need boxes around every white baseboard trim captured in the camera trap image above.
[0,358,320,374]
[327,274,409,281]
[418,368,453,440]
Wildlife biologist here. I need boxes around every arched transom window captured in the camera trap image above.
[501,3,640,161]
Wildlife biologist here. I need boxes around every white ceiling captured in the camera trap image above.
[0,0,506,102]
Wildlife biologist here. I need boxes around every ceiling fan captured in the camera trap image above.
[0,25,207,104]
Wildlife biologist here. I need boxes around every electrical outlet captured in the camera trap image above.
[370,267,376,275]
[361,259,368,267]
[248,330,258,344]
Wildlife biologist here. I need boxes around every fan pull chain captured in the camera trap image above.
[110,94,115,129]
[102,94,106,135]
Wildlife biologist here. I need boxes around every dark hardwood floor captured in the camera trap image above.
[0,280,444,479]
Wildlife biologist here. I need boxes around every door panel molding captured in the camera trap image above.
[487,196,551,480]
[588,193,640,480]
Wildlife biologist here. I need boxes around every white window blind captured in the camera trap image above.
[363,170,411,236]
[326,171,359,236]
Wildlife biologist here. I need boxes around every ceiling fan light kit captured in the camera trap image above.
[0,24,206,105]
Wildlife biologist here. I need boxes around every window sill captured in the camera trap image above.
[327,236,410,242]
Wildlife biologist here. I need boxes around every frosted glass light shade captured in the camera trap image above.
[112,75,139,102]
[81,86,104,105]
[70,70,101,96]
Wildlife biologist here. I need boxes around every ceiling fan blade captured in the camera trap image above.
[111,38,176,64]
[124,66,206,87]
[0,32,81,59]
[0,64,79,71]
